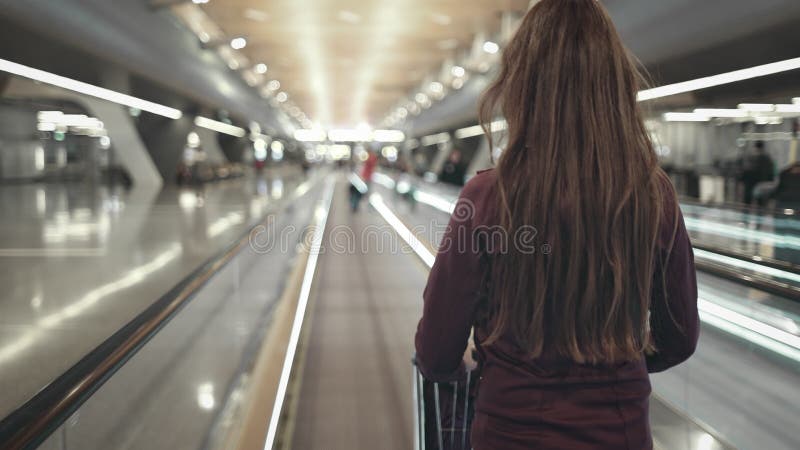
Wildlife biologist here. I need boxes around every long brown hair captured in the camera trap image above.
[479,0,670,364]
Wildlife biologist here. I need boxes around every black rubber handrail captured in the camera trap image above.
[0,174,323,450]
[693,242,800,276]
[695,258,800,301]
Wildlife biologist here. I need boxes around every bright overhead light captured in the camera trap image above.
[482,41,500,54]
[663,112,710,122]
[0,58,182,119]
[192,0,209,4]
[415,93,429,104]
[230,37,247,50]
[429,82,444,94]
[451,65,466,77]
[328,129,371,142]
[328,128,373,142]
[382,146,399,162]
[775,104,800,113]
[638,57,800,102]
[294,129,326,142]
[739,103,775,112]
[454,124,484,139]
[194,116,246,137]
[694,108,750,118]
[452,120,507,139]
[267,80,281,91]
[254,63,268,74]
[276,92,288,103]
[373,129,405,143]
[421,132,451,146]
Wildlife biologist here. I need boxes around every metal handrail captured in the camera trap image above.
[0,173,324,450]
[679,196,800,217]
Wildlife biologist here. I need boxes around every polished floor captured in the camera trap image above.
[0,167,308,419]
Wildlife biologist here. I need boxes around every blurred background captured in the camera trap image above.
[0,1,799,449]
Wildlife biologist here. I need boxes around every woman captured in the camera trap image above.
[414,1,699,449]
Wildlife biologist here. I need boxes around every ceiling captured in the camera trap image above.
[196,0,531,128]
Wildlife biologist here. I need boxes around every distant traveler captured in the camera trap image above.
[415,1,699,449]
[361,149,378,184]
[773,161,800,210]
[440,149,466,186]
[742,141,775,205]
[349,149,379,212]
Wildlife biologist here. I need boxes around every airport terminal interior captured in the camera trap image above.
[0,0,799,449]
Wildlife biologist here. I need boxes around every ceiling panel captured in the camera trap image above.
[201,0,530,127]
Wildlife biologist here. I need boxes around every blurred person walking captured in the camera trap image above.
[415,1,699,449]
[349,148,379,212]
[742,141,775,205]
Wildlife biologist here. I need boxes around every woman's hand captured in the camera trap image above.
[463,339,478,372]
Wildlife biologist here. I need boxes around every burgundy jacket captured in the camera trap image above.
[415,169,699,450]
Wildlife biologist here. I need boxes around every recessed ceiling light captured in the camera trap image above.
[451,65,466,77]
[267,80,281,91]
[192,0,209,4]
[255,63,268,74]
[230,37,247,50]
[276,92,289,103]
[483,41,500,54]
[243,8,269,22]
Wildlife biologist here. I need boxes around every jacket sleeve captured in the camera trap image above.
[415,183,485,381]
[646,199,700,373]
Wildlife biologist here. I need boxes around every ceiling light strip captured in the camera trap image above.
[638,57,800,102]
[0,58,183,119]
[194,116,246,137]
[425,57,800,136]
